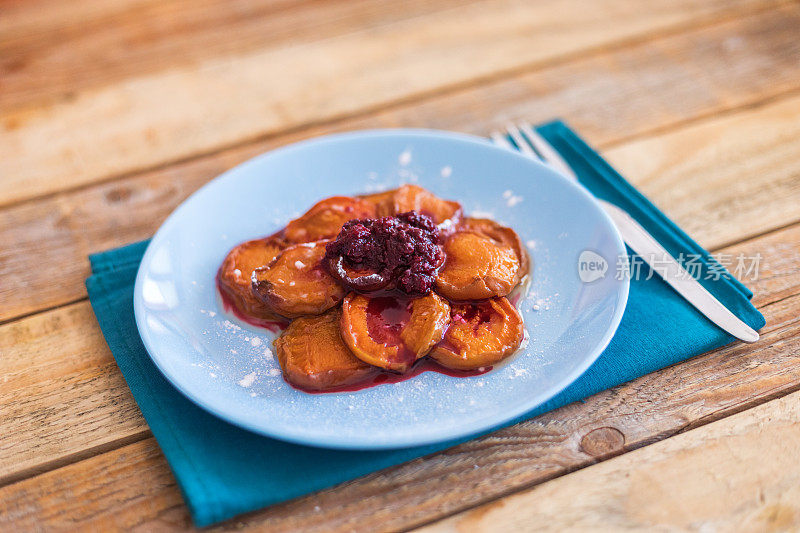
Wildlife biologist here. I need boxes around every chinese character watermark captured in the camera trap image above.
[579,251,762,283]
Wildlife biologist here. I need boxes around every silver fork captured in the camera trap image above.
[492,122,759,343]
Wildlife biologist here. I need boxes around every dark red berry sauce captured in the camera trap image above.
[323,211,443,296]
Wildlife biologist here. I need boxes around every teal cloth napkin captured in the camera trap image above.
[86,121,765,527]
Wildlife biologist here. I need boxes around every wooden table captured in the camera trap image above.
[2,0,799,530]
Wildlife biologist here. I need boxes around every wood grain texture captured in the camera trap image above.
[0,303,147,485]
[1,221,798,531]
[3,1,800,530]
[1,0,471,113]
[418,389,800,532]
[0,0,781,206]
[3,6,800,324]
[605,94,800,251]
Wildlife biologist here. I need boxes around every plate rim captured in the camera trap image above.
[134,128,630,449]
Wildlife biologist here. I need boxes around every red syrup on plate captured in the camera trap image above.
[363,295,419,367]
[215,210,528,394]
[217,278,493,393]
[216,274,499,393]
[294,358,492,394]
[299,295,492,394]
[216,275,288,334]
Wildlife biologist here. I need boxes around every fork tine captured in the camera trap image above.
[505,124,538,159]
[489,130,515,151]
[518,122,579,182]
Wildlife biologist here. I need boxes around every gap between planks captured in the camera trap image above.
[1,3,798,522]
[0,0,789,209]
[415,387,800,532]
[2,40,800,487]
[3,6,800,324]
[2,288,799,531]
[4,83,800,326]
[1,217,797,494]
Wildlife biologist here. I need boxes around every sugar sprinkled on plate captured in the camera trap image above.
[238,372,257,387]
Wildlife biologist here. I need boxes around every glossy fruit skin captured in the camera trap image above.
[430,297,523,371]
[218,237,285,319]
[251,241,345,318]
[435,230,520,300]
[284,196,376,243]
[358,189,396,213]
[340,292,450,373]
[459,217,530,283]
[367,184,462,230]
[275,309,377,390]
[221,186,531,393]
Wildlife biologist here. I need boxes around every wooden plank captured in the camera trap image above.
[1,296,798,532]
[0,0,156,42]
[1,221,798,530]
[605,94,800,250]
[418,389,800,532]
[0,302,148,485]
[1,0,471,113]
[0,0,781,206]
[2,6,800,323]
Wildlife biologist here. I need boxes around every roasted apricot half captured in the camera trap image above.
[460,217,530,282]
[435,230,520,300]
[218,237,285,318]
[274,309,377,391]
[430,298,523,370]
[358,188,397,215]
[340,292,450,372]
[252,241,345,318]
[284,196,375,244]
[384,184,462,228]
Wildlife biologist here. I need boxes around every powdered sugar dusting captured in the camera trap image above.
[502,189,523,206]
[238,372,257,387]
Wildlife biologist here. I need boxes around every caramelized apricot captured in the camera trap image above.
[284,196,375,243]
[275,309,377,390]
[460,218,530,282]
[252,241,345,318]
[218,237,285,319]
[359,188,397,215]
[383,185,462,228]
[435,231,520,300]
[340,292,450,372]
[430,298,523,370]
